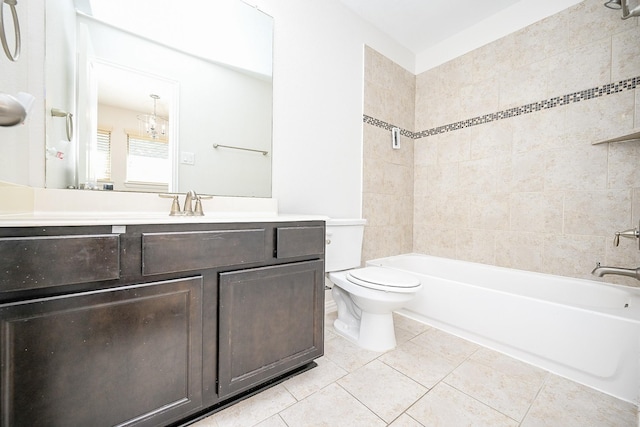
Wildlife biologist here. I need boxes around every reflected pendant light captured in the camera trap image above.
[137,94,168,139]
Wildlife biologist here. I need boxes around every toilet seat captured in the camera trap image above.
[347,267,420,292]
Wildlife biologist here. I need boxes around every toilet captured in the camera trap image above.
[325,219,422,352]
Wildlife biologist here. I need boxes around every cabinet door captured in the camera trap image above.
[0,277,203,427]
[218,260,324,398]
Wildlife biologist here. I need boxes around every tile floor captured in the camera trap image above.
[191,312,638,427]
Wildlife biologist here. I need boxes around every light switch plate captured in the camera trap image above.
[180,151,195,165]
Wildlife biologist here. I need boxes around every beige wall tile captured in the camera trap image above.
[458,157,497,194]
[544,145,609,191]
[415,162,459,195]
[499,59,550,109]
[509,192,564,234]
[455,229,496,265]
[495,231,544,272]
[414,139,437,166]
[497,150,546,193]
[564,90,635,145]
[633,88,640,129]
[363,0,639,287]
[413,227,457,259]
[362,47,415,262]
[511,107,567,154]
[468,193,510,230]
[460,76,501,119]
[469,119,512,160]
[436,129,471,164]
[633,188,640,226]
[546,38,611,97]
[543,234,607,279]
[563,189,632,236]
[612,26,640,82]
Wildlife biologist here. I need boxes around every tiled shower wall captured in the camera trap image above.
[362,47,415,263]
[363,0,640,286]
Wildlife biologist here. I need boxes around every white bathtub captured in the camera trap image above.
[366,253,640,404]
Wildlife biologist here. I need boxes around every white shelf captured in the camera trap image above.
[592,129,640,145]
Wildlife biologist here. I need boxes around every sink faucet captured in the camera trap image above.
[184,190,197,215]
[159,191,212,216]
[591,262,640,281]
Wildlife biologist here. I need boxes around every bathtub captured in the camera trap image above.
[366,253,640,404]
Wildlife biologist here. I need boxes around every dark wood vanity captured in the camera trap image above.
[0,220,325,427]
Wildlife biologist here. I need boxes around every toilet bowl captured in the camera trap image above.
[328,266,421,352]
[325,219,421,352]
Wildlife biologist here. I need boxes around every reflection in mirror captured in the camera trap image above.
[45,0,273,197]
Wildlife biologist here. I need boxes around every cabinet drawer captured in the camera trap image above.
[275,226,325,259]
[0,234,120,293]
[142,229,266,275]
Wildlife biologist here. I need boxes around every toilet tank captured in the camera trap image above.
[325,218,367,272]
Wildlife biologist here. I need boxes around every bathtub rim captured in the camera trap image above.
[366,253,640,322]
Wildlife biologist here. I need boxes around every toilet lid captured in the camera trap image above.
[347,267,420,290]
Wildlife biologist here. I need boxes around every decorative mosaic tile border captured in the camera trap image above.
[364,76,639,140]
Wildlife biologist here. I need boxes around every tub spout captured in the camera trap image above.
[591,262,640,281]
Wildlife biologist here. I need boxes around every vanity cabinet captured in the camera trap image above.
[0,220,325,427]
[218,259,324,398]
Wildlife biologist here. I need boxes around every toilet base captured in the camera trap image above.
[333,311,397,352]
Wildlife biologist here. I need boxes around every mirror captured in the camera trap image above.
[45,0,273,197]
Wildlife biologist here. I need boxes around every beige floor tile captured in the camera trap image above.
[212,384,296,427]
[282,356,347,400]
[521,375,637,427]
[408,383,518,427]
[337,359,427,423]
[196,315,637,427]
[387,413,425,427]
[188,415,219,427]
[394,324,419,346]
[323,333,381,372]
[471,347,548,383]
[279,383,386,427]
[379,340,460,388]
[393,312,431,336]
[444,353,546,421]
[253,415,288,427]
[410,327,479,364]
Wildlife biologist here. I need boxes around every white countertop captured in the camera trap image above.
[0,212,328,227]
[0,184,328,227]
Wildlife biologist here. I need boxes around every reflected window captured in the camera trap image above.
[96,129,112,181]
[126,134,169,184]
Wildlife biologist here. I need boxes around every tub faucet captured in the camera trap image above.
[591,262,640,281]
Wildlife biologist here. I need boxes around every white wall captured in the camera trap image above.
[0,0,45,187]
[414,0,582,73]
[252,0,413,218]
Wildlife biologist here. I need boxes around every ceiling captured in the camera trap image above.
[337,0,524,54]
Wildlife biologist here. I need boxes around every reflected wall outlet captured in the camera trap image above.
[180,151,195,165]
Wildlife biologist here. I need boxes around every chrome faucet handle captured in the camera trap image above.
[193,194,213,216]
[159,193,182,216]
[614,227,639,246]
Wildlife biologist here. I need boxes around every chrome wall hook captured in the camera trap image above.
[51,108,74,142]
